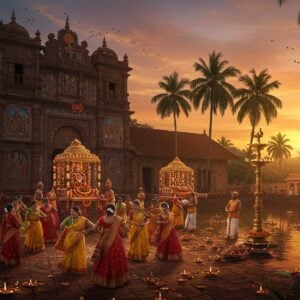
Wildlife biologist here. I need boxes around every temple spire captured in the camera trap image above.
[11,9,16,22]
[65,15,70,30]
[102,36,107,48]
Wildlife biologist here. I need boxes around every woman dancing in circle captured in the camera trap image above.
[91,204,129,288]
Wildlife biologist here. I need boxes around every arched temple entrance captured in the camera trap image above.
[46,126,87,189]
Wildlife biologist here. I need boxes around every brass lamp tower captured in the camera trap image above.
[245,129,273,253]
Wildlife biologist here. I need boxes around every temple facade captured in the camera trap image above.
[0,12,236,196]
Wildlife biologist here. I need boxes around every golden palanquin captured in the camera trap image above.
[159,157,194,200]
[53,139,101,204]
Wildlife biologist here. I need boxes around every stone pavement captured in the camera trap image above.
[0,224,295,300]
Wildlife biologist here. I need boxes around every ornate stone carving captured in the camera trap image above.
[61,73,78,96]
[4,105,32,140]
[83,79,97,105]
[103,116,124,147]
[53,126,83,146]
[106,155,123,190]
[5,149,31,187]
[45,107,93,119]
[40,72,56,98]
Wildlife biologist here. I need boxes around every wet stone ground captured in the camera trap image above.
[0,198,299,300]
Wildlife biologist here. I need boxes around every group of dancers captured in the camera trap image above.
[0,190,198,288]
[0,188,241,289]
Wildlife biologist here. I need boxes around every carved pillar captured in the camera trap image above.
[0,49,3,92]
[96,114,105,148]
[31,147,42,190]
[123,113,131,148]
[0,148,4,190]
[0,102,5,140]
[34,51,40,96]
[32,104,42,142]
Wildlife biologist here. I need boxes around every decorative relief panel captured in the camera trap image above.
[4,105,32,141]
[83,79,97,105]
[103,116,124,147]
[106,155,123,190]
[40,72,56,99]
[61,74,78,96]
[5,150,31,187]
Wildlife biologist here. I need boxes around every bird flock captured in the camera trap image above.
[18,6,162,69]
[270,39,300,64]
[8,6,300,68]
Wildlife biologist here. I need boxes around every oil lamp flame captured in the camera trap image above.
[3,282,6,291]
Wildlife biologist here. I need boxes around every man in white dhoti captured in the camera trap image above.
[184,193,197,232]
[225,191,241,239]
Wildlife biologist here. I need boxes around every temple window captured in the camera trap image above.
[108,82,116,100]
[14,63,24,85]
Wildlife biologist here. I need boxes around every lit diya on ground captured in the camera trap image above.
[203,266,220,277]
[155,292,167,300]
[194,257,203,264]
[177,277,188,284]
[23,279,39,288]
[256,285,269,296]
[0,282,15,295]
[180,270,193,279]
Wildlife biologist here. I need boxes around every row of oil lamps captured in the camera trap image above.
[0,269,269,299]
[0,279,39,295]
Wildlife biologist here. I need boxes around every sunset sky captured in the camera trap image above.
[1,0,299,154]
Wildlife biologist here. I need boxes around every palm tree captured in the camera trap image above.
[151,71,192,157]
[277,0,300,24]
[217,136,234,148]
[232,69,282,152]
[267,132,293,174]
[191,51,240,191]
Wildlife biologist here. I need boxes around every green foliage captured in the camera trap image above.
[151,71,192,156]
[129,118,153,129]
[217,136,234,148]
[232,69,282,149]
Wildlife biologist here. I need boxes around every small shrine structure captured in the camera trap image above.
[159,157,194,200]
[53,139,101,207]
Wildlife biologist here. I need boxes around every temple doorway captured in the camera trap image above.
[143,167,154,193]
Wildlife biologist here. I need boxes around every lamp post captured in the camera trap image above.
[245,128,273,254]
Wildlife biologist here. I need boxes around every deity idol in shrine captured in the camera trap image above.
[104,178,115,204]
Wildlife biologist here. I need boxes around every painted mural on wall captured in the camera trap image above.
[6,150,30,187]
[106,155,123,190]
[103,116,124,147]
[4,105,31,140]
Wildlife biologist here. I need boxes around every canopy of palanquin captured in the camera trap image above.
[53,139,100,163]
[159,157,194,199]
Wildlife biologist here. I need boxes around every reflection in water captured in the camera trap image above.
[197,198,300,269]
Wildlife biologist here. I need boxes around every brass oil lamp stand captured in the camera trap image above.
[245,129,274,254]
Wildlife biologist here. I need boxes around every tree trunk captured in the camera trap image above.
[279,159,282,178]
[244,124,255,184]
[173,111,178,157]
[206,101,214,193]
[249,124,255,153]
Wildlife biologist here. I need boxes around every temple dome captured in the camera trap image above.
[91,37,118,63]
[4,10,30,38]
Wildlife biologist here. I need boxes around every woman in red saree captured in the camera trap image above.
[153,202,182,260]
[0,203,21,266]
[40,199,58,243]
[91,204,129,288]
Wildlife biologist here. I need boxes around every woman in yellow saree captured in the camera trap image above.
[56,206,94,275]
[171,196,184,229]
[24,201,46,253]
[128,199,149,261]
